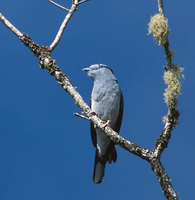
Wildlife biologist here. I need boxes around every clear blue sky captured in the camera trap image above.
[0,1,194,199]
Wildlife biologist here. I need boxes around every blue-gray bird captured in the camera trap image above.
[83,64,123,183]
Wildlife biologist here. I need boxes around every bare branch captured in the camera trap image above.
[49,0,89,51]
[74,112,89,120]
[78,0,90,5]
[0,12,23,38]
[49,4,77,50]
[48,0,70,12]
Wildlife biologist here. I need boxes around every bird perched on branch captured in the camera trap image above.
[83,64,123,183]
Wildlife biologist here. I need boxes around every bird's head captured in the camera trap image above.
[83,64,115,82]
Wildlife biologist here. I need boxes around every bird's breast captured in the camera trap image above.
[91,82,120,128]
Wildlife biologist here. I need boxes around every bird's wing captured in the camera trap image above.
[90,122,97,147]
[114,91,124,133]
[90,90,123,147]
[90,100,97,147]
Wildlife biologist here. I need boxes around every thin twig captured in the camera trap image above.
[0,12,23,38]
[164,41,173,68]
[158,0,172,69]
[74,113,89,120]
[48,0,89,51]
[78,0,90,5]
[49,0,86,51]
[158,0,165,15]
[49,3,76,50]
[48,0,70,12]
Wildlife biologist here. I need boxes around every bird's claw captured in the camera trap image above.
[102,120,110,128]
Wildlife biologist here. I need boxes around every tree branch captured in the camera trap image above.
[158,0,165,15]
[0,11,153,162]
[0,12,22,38]
[158,0,173,69]
[154,116,173,157]
[154,0,180,158]
[151,159,179,200]
[78,0,90,5]
[74,112,90,120]
[49,0,88,51]
[20,33,153,161]
[48,0,70,12]
[151,0,181,199]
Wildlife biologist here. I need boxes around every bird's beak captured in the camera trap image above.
[82,67,90,72]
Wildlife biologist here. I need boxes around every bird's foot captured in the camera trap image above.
[102,120,110,128]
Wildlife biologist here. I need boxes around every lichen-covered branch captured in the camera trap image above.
[19,33,153,161]
[151,159,179,200]
[148,0,183,199]
[148,0,183,156]
[157,0,172,69]
[0,6,153,161]
[155,65,183,157]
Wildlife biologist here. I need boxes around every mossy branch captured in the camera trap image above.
[148,14,169,46]
[149,1,184,200]
[164,64,183,110]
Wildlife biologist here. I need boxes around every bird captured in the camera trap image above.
[83,64,123,183]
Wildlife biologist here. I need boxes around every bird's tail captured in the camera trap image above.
[108,145,117,164]
[93,151,106,184]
